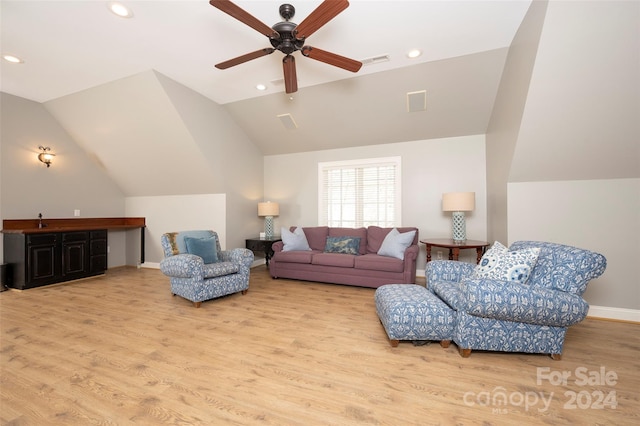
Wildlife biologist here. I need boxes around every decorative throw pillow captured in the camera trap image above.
[281,227,311,252]
[324,236,361,255]
[184,236,218,264]
[377,228,417,260]
[473,241,540,284]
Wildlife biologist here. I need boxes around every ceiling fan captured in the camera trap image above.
[210,0,362,94]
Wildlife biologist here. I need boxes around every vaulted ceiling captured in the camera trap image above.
[1,1,533,156]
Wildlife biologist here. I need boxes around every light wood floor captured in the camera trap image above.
[1,266,638,425]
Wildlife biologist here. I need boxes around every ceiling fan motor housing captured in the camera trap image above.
[271,20,304,55]
[271,4,304,55]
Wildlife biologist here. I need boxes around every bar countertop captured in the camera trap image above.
[2,217,146,234]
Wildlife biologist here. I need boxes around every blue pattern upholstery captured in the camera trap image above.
[426,241,606,358]
[375,284,456,345]
[160,231,254,307]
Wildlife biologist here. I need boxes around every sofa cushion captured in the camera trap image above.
[354,254,405,273]
[366,226,418,253]
[377,228,417,260]
[328,227,367,254]
[324,236,361,255]
[281,227,311,251]
[312,252,356,268]
[430,280,466,311]
[184,236,218,264]
[300,226,329,251]
[203,261,239,278]
[472,241,540,284]
[272,250,314,264]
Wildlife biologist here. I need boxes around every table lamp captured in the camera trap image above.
[258,201,279,239]
[442,192,475,243]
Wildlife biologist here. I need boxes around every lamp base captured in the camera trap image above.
[264,216,275,239]
[451,211,466,244]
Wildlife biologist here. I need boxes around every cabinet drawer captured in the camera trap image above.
[90,240,107,255]
[90,255,107,273]
[27,233,57,246]
[90,230,107,240]
[246,240,266,252]
[63,231,88,242]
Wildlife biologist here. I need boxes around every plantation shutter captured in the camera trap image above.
[318,157,401,228]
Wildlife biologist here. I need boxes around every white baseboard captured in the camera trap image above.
[587,305,640,323]
[251,259,266,268]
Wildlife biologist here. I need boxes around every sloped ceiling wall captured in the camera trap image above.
[511,0,639,182]
[224,49,509,156]
[44,70,220,196]
[485,0,548,243]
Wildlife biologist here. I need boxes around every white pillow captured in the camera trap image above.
[281,227,311,252]
[472,241,540,284]
[377,228,416,260]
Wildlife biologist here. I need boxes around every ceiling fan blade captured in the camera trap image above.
[215,48,275,69]
[301,46,362,72]
[210,0,278,38]
[283,55,298,94]
[294,0,350,40]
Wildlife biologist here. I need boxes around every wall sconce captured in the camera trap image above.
[258,201,280,239]
[37,146,55,167]
[442,192,475,243]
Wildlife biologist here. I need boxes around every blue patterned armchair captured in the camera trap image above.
[426,241,606,359]
[160,230,254,308]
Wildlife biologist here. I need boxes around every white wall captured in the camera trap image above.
[508,179,640,320]
[125,194,226,267]
[264,135,488,270]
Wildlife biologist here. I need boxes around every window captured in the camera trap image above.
[318,157,401,228]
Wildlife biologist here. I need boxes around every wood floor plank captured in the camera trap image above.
[1,265,639,425]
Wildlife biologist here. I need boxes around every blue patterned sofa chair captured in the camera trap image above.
[426,241,606,359]
[160,230,254,308]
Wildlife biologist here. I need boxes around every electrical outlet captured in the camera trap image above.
[74,209,80,217]
[107,246,110,253]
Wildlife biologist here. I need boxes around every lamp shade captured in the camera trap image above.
[442,192,475,212]
[258,202,279,217]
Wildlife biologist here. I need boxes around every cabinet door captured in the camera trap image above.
[62,232,89,278]
[27,234,61,286]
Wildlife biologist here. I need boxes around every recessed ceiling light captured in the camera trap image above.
[2,54,24,64]
[256,84,267,91]
[407,49,422,59]
[108,2,134,18]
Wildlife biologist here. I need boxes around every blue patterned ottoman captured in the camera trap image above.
[375,284,456,347]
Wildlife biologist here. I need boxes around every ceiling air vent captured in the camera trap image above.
[406,90,427,112]
[360,54,390,66]
[277,113,298,130]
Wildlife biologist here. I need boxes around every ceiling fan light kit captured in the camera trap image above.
[210,0,362,94]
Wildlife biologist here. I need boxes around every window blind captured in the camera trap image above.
[318,157,401,228]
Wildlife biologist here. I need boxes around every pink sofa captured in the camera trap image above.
[269,226,419,288]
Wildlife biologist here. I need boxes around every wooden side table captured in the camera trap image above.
[421,238,490,264]
[246,236,282,267]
